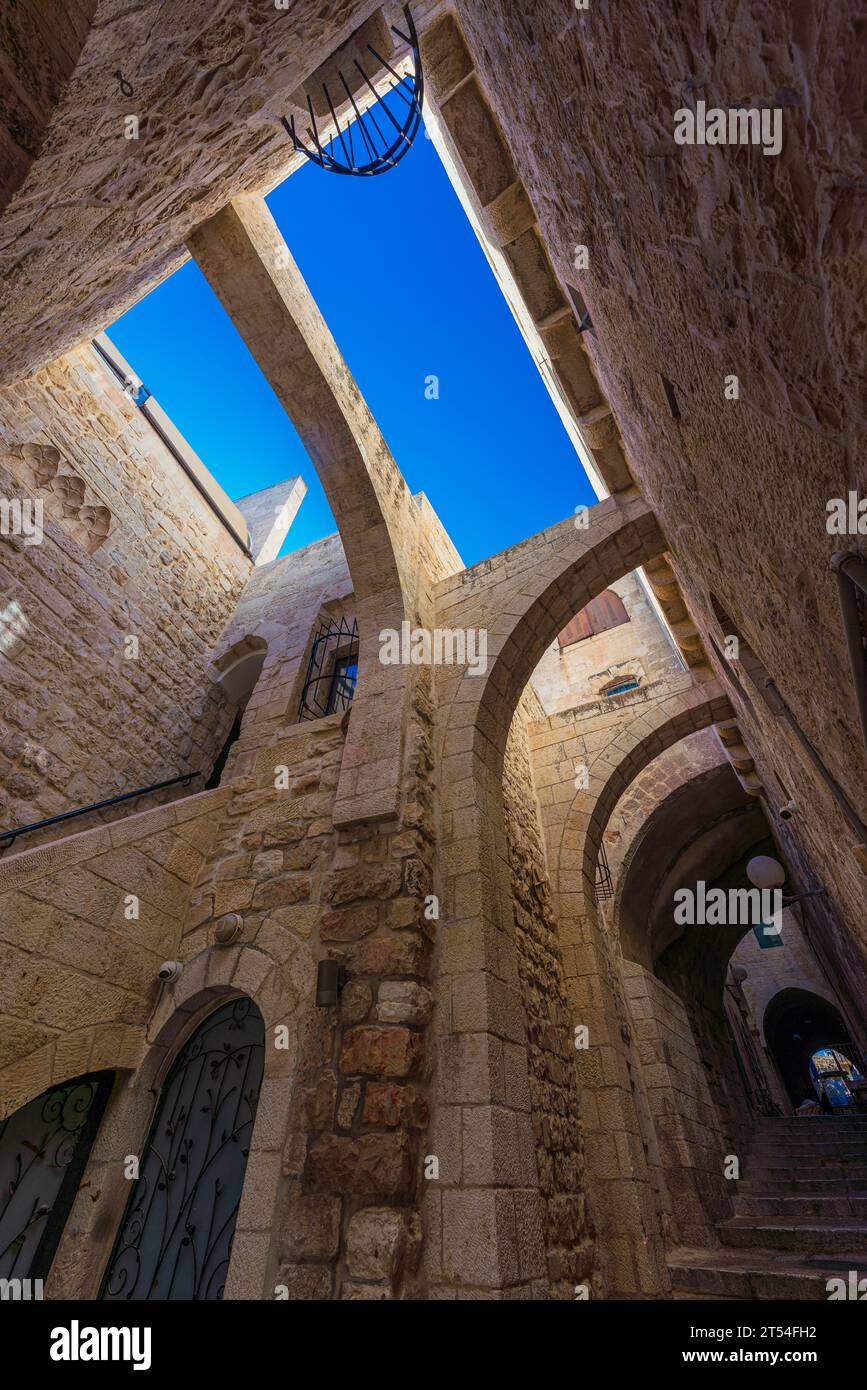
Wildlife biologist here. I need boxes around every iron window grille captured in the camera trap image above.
[300,616,359,721]
[282,5,423,176]
[602,676,641,698]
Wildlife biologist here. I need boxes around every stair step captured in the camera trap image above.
[746,1163,867,1181]
[669,1246,867,1301]
[755,1115,867,1124]
[749,1142,867,1157]
[737,1179,867,1196]
[719,1217,867,1254]
[734,1195,867,1218]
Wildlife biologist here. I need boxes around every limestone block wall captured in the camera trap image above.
[168,701,437,1299]
[622,962,738,1249]
[0,344,251,843]
[0,788,226,1119]
[502,693,597,1298]
[103,501,457,1299]
[444,0,867,1026]
[212,531,355,775]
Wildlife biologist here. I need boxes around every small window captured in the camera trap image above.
[300,616,359,720]
[558,590,629,648]
[327,656,358,715]
[602,676,640,697]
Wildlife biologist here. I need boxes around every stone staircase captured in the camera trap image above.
[668,1115,867,1299]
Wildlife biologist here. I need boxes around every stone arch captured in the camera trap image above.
[0,1021,144,1123]
[427,492,674,1298]
[1,2,99,219]
[206,634,270,786]
[762,986,858,1109]
[188,197,430,827]
[438,493,665,772]
[212,633,268,706]
[610,760,764,973]
[552,683,733,913]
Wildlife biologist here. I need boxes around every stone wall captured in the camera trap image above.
[623,962,739,1249]
[0,1,97,216]
[446,0,867,1026]
[0,343,251,844]
[502,692,598,1298]
[0,788,225,1118]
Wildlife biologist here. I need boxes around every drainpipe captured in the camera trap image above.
[831,551,867,756]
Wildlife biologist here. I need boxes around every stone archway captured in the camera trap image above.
[188,197,430,828]
[532,680,733,1276]
[763,988,857,1110]
[428,491,670,1297]
[1,2,99,220]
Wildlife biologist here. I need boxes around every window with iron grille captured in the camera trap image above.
[299,616,359,721]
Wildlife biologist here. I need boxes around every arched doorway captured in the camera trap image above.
[101,997,265,1301]
[763,988,857,1110]
[206,636,268,788]
[0,1072,114,1284]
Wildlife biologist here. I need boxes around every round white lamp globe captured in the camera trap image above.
[746,855,786,891]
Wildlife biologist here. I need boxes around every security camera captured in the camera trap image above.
[779,800,797,821]
[158,960,183,983]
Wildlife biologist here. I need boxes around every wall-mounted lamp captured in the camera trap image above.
[746,855,827,906]
[315,958,347,1007]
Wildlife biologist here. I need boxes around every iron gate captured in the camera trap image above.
[101,997,265,1301]
[0,1071,114,1282]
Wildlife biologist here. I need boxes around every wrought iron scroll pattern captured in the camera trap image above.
[0,1072,113,1281]
[101,998,265,1301]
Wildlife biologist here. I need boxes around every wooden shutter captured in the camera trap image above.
[557,590,629,648]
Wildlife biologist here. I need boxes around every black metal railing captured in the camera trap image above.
[0,772,200,852]
[299,617,359,721]
[594,842,615,904]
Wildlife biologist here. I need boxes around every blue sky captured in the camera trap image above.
[109,119,593,566]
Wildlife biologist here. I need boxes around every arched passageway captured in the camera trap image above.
[763,988,857,1110]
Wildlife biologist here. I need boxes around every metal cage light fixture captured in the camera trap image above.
[282,5,423,176]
